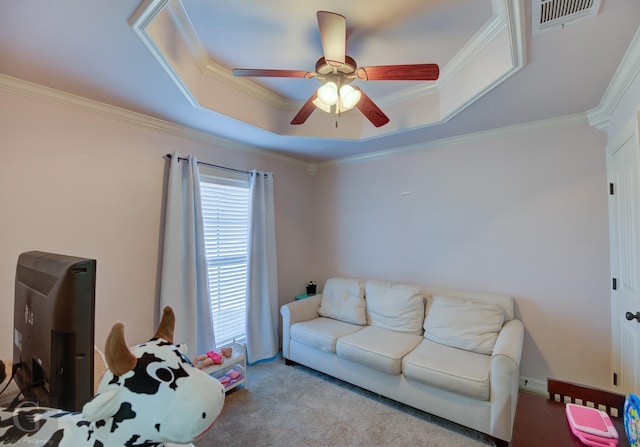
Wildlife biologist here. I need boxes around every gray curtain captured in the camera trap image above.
[245,170,279,363]
[159,152,215,355]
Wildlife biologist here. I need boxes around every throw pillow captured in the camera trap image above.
[365,281,424,335]
[423,296,505,355]
[318,277,366,325]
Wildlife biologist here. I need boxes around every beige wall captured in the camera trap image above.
[0,83,615,389]
[0,88,314,356]
[310,119,612,387]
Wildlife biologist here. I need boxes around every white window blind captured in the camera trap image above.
[200,169,250,348]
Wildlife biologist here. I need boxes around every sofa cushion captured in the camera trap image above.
[402,339,492,400]
[291,317,363,353]
[318,277,366,325]
[365,280,424,335]
[336,326,423,375]
[423,296,505,355]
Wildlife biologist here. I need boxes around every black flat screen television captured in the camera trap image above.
[12,251,96,412]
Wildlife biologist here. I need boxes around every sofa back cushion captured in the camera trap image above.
[318,277,366,325]
[365,281,425,335]
[424,286,515,320]
[423,295,505,355]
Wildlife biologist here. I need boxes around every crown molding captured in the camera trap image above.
[587,109,611,132]
[164,0,296,111]
[376,13,509,108]
[504,0,527,67]
[0,73,590,176]
[128,0,169,29]
[319,113,588,168]
[380,0,526,108]
[0,74,308,169]
[587,26,640,131]
[129,0,198,108]
[439,14,506,86]
[375,1,526,122]
[605,114,638,156]
[130,0,293,111]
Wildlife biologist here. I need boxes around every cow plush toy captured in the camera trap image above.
[0,306,225,446]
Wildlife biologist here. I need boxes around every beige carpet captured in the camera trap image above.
[197,357,494,447]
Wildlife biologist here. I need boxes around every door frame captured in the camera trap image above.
[606,112,640,394]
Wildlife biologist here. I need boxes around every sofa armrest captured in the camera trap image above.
[280,294,322,359]
[489,318,524,442]
[492,318,524,364]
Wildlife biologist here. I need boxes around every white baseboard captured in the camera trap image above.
[519,376,547,396]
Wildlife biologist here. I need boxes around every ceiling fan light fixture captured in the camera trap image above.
[339,84,361,110]
[317,81,338,106]
[312,97,332,113]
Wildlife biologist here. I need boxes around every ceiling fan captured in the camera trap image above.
[232,11,440,128]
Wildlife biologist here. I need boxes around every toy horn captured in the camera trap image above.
[153,306,175,344]
[105,323,137,376]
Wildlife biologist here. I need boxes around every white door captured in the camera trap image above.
[608,118,640,395]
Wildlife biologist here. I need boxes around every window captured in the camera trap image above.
[200,168,250,348]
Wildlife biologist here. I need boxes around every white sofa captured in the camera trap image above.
[280,278,524,446]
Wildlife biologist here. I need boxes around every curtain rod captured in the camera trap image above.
[165,153,249,175]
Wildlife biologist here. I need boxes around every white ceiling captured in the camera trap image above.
[1,0,639,162]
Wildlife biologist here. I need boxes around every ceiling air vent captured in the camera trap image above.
[532,0,601,34]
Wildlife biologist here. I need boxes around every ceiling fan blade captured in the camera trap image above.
[317,11,346,67]
[356,64,440,81]
[356,91,390,128]
[233,68,314,79]
[291,92,318,125]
